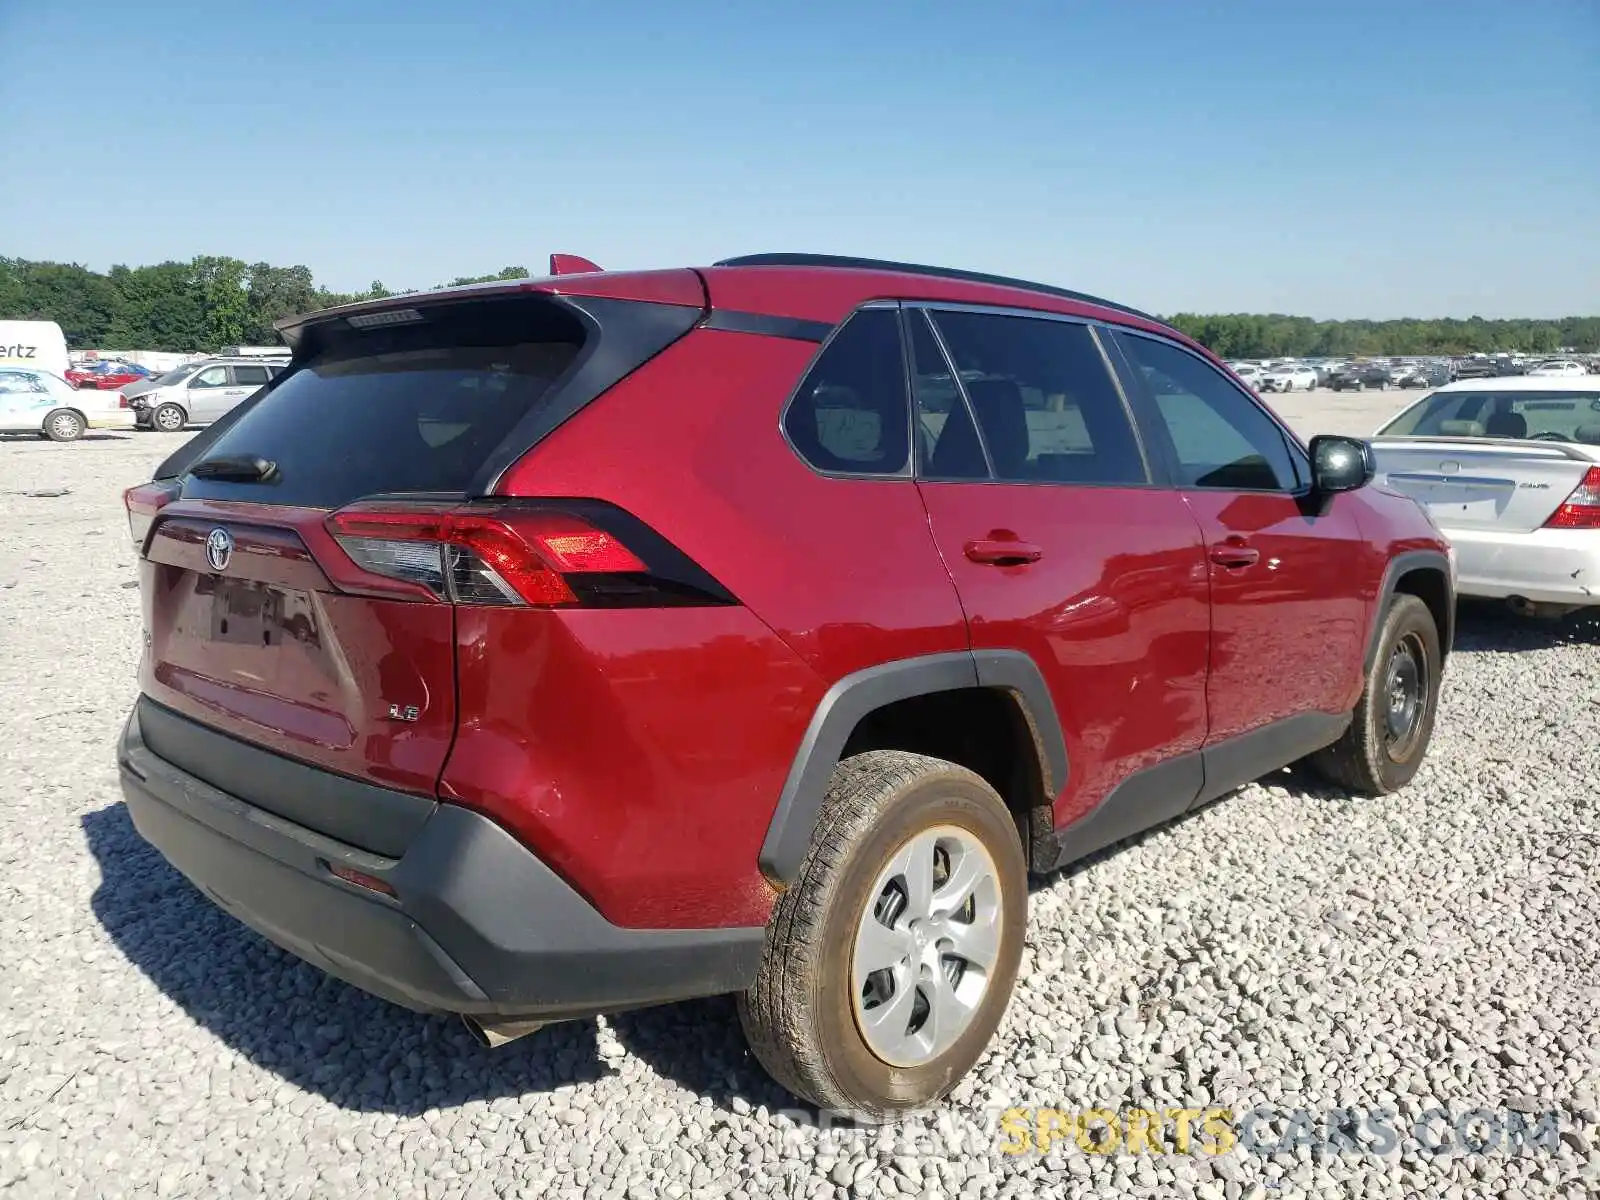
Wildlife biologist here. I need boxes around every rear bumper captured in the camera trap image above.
[1445,524,1600,606]
[118,700,764,1019]
[88,411,137,430]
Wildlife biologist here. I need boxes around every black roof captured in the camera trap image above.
[713,252,1163,326]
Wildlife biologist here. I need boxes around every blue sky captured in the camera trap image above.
[3,0,1596,318]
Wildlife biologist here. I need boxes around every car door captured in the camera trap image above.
[909,306,1213,850]
[185,365,233,422]
[0,370,45,431]
[1108,329,1369,775]
[228,364,273,413]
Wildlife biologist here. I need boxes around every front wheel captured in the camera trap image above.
[151,402,187,432]
[42,409,86,442]
[1309,594,1442,794]
[738,751,1027,1119]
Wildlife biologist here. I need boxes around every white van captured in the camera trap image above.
[0,321,71,380]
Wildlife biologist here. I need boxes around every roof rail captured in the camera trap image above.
[712,253,1164,325]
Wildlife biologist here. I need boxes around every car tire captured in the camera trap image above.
[1309,594,1441,796]
[151,403,187,433]
[42,409,86,442]
[738,750,1026,1119]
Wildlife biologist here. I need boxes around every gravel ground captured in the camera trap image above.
[1,430,1597,1199]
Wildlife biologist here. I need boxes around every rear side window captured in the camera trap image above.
[909,310,985,479]
[925,311,1147,485]
[783,308,910,476]
[232,365,271,387]
[185,299,586,508]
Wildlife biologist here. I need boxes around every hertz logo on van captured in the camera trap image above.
[1,345,39,359]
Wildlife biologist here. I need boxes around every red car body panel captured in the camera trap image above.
[441,604,821,928]
[138,502,459,797]
[496,329,974,680]
[1179,489,1372,737]
[917,481,1213,830]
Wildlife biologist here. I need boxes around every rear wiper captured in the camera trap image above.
[189,455,279,483]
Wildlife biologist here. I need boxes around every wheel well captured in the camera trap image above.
[840,687,1052,864]
[1392,566,1453,658]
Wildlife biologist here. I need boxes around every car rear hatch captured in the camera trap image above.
[126,277,705,852]
[1370,437,1600,532]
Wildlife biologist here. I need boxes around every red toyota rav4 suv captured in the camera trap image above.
[120,254,1453,1117]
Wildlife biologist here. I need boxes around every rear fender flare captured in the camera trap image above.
[758,650,1068,884]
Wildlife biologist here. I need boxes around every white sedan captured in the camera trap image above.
[1369,376,1600,617]
[1261,364,1318,392]
[0,367,135,441]
[1227,362,1265,389]
[1526,359,1589,378]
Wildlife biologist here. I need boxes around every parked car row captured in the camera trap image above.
[1225,354,1599,397]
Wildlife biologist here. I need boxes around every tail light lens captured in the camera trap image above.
[123,480,182,550]
[325,501,729,608]
[1544,467,1600,529]
[117,392,131,408]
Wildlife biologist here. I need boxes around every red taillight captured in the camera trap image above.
[325,503,647,607]
[123,480,181,550]
[117,392,131,409]
[1545,467,1600,529]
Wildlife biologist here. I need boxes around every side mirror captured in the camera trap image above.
[1309,434,1375,494]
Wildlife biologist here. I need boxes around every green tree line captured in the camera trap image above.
[2,254,1595,357]
[0,256,530,352]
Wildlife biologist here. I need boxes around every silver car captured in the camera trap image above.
[1370,377,1600,617]
[129,357,288,432]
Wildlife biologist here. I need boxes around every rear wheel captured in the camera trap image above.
[151,403,187,432]
[42,409,86,442]
[1309,594,1441,794]
[738,751,1026,1118]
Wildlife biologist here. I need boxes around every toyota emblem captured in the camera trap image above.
[205,528,234,572]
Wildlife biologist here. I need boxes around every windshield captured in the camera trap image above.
[1380,389,1600,444]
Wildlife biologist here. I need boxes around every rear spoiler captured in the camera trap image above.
[274,264,703,352]
[1369,436,1600,463]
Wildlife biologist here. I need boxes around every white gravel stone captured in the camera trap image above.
[1,432,1596,1197]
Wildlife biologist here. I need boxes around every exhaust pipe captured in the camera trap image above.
[1506,595,1537,617]
[461,1015,549,1049]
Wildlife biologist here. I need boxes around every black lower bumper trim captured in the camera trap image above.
[119,704,765,1019]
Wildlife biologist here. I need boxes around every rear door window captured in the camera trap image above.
[231,364,272,387]
[924,310,1147,485]
[782,308,910,476]
[182,299,587,508]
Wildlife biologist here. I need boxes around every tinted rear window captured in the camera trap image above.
[183,300,586,508]
[1381,390,1600,443]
